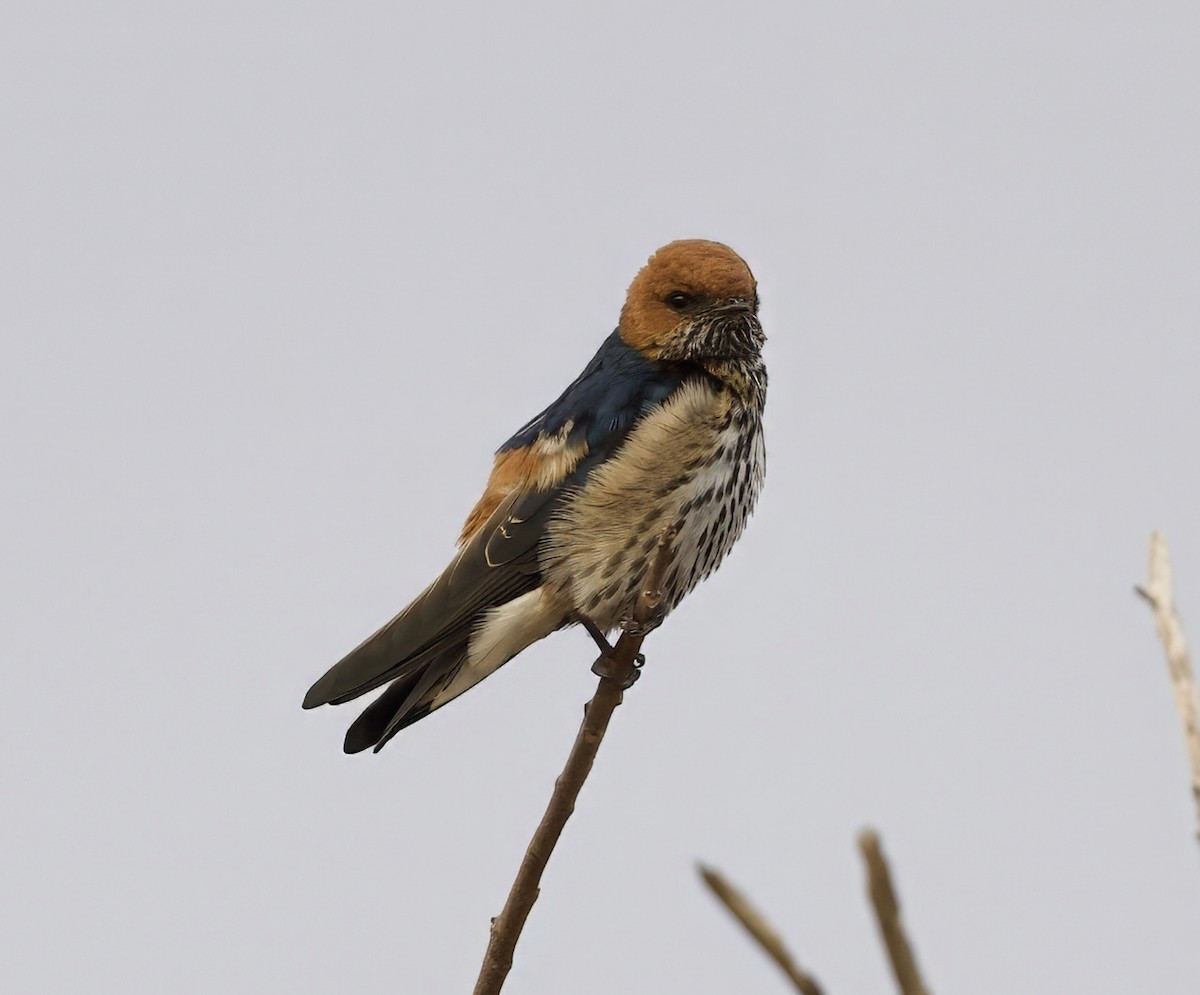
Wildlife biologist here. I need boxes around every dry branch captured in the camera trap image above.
[472,529,676,995]
[858,829,932,995]
[697,864,824,995]
[1135,531,1200,848]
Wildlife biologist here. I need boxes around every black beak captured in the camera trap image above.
[712,298,754,316]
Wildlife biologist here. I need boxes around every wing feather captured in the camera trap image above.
[302,491,541,709]
[303,330,700,747]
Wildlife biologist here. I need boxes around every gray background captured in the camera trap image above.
[3,1,1199,992]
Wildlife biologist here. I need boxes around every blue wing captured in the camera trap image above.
[499,330,687,455]
[304,331,694,752]
[460,330,691,548]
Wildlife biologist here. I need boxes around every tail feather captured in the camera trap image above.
[304,485,566,751]
[342,668,425,754]
[343,637,518,753]
[368,654,462,752]
[312,585,565,751]
[342,644,464,753]
[315,628,468,708]
[302,505,541,713]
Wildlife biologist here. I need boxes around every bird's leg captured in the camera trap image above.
[574,613,616,656]
[573,612,644,688]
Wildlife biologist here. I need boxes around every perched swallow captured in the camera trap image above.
[304,240,767,753]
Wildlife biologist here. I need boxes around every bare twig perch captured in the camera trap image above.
[859,829,932,995]
[697,864,824,995]
[1135,531,1200,848]
[472,529,676,995]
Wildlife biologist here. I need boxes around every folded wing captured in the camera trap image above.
[302,331,693,752]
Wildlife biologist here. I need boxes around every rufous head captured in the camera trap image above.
[619,240,764,363]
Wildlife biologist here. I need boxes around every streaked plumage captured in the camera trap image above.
[303,240,767,753]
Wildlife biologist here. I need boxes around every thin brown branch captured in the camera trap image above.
[1135,531,1200,848]
[697,864,825,995]
[472,528,677,995]
[858,829,932,995]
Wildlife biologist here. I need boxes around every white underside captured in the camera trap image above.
[430,587,561,707]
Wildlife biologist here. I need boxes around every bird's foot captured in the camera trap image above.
[576,611,646,688]
[591,653,642,689]
[621,604,666,639]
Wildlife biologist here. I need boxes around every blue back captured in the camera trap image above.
[499,330,689,455]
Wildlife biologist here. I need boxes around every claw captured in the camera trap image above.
[591,654,642,689]
[622,600,667,639]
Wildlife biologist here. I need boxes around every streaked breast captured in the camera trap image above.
[543,378,765,630]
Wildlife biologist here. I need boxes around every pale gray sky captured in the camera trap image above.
[3,2,1199,992]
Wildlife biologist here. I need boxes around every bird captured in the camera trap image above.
[303,239,767,753]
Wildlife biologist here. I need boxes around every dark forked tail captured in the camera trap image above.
[338,641,470,753]
[304,480,559,752]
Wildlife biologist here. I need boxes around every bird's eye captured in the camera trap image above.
[665,291,693,311]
